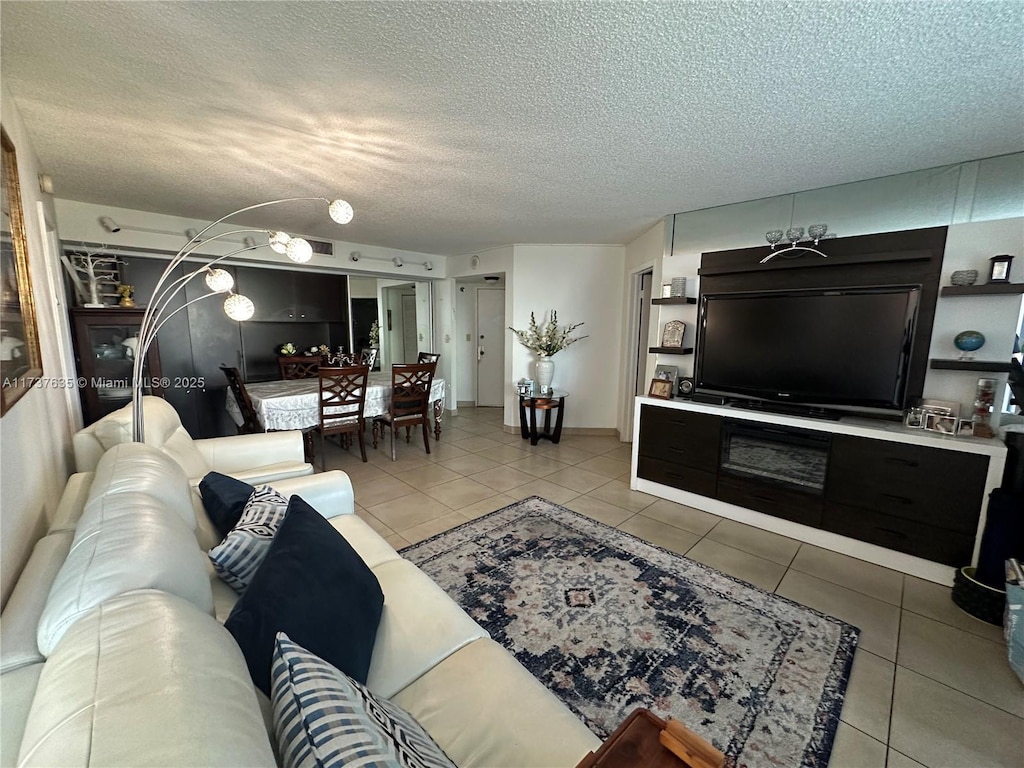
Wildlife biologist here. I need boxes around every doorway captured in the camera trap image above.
[621,268,653,441]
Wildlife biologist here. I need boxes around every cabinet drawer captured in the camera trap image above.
[716,476,823,528]
[637,457,718,497]
[823,503,975,567]
[638,406,721,471]
[827,436,987,533]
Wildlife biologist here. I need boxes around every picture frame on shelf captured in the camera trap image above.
[648,378,673,400]
[957,419,975,437]
[654,364,678,382]
[661,284,673,299]
[660,320,685,349]
[924,412,957,434]
[921,398,961,420]
[988,254,1013,283]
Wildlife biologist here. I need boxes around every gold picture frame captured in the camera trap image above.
[1,127,43,414]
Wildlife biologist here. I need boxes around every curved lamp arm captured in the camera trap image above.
[131,196,351,442]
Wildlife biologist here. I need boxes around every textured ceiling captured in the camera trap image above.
[2,1,1022,255]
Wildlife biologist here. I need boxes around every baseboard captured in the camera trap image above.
[501,424,620,437]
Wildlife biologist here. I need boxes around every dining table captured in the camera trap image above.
[225,374,447,439]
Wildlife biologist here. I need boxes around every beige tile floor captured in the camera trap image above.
[319,407,1023,768]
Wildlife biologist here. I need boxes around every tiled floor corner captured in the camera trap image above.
[318,406,1024,768]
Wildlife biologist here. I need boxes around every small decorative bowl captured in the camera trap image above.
[951,269,978,286]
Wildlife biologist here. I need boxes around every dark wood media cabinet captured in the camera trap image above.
[632,399,1007,582]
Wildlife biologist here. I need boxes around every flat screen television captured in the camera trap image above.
[695,286,920,416]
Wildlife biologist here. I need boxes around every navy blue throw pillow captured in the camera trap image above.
[199,472,256,539]
[224,495,385,696]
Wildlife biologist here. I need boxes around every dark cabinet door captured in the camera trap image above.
[184,265,243,438]
[637,405,721,471]
[235,266,297,321]
[120,257,198,435]
[70,308,164,427]
[293,272,347,322]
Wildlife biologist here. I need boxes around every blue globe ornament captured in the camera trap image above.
[954,330,985,358]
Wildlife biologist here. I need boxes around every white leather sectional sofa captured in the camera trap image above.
[0,439,600,767]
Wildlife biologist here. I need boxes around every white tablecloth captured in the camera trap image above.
[226,374,446,431]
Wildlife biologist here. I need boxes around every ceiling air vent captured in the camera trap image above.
[308,238,334,257]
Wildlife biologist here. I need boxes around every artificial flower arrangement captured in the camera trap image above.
[369,321,380,348]
[277,342,297,356]
[508,310,587,356]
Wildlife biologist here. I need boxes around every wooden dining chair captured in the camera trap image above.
[220,365,262,434]
[372,362,436,461]
[359,348,379,369]
[317,365,370,468]
[278,355,319,380]
[417,352,441,364]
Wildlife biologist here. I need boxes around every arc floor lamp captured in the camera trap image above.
[130,197,354,442]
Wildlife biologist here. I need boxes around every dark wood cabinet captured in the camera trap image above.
[634,401,997,568]
[235,267,348,323]
[827,435,988,535]
[637,405,721,494]
[70,308,163,426]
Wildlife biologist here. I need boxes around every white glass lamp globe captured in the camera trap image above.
[286,237,313,264]
[268,231,291,254]
[328,199,354,224]
[204,268,234,293]
[223,293,255,321]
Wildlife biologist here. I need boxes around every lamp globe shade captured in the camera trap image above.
[224,293,255,321]
[328,199,354,224]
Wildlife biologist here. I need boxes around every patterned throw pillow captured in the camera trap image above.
[272,633,455,768]
[208,485,289,593]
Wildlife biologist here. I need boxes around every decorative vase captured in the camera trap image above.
[118,296,135,308]
[535,355,554,394]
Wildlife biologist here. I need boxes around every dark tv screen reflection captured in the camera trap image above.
[696,287,919,411]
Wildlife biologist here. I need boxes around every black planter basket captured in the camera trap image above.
[952,566,1005,626]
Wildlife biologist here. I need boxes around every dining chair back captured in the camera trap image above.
[278,356,319,380]
[317,365,370,467]
[417,352,441,364]
[372,362,436,461]
[359,348,379,369]
[220,366,261,434]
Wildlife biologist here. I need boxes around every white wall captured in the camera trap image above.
[664,153,1024,424]
[620,220,665,437]
[511,245,625,429]
[0,85,78,607]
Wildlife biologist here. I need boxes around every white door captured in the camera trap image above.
[476,288,505,406]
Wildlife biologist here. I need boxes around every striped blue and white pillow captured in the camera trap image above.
[208,486,289,593]
[272,633,456,768]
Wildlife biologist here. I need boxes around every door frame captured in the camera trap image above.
[620,266,654,442]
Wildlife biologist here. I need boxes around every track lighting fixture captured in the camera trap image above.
[393,257,404,267]
[349,251,360,262]
[99,216,121,233]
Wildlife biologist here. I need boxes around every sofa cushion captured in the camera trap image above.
[86,396,211,479]
[84,442,196,531]
[392,638,601,768]
[47,472,93,534]
[199,471,256,539]
[364,558,488,699]
[225,495,384,696]
[0,532,73,673]
[18,591,276,768]
[208,485,289,593]
[271,633,455,768]
[37,505,213,656]
[0,663,43,768]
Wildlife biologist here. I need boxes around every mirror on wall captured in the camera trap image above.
[349,277,433,371]
[1,127,43,414]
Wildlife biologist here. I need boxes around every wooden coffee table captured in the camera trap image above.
[576,708,724,768]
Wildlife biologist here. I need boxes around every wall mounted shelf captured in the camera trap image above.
[649,346,694,355]
[929,359,1013,372]
[652,296,697,305]
[939,284,1024,297]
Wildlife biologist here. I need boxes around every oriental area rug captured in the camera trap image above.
[402,496,859,768]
